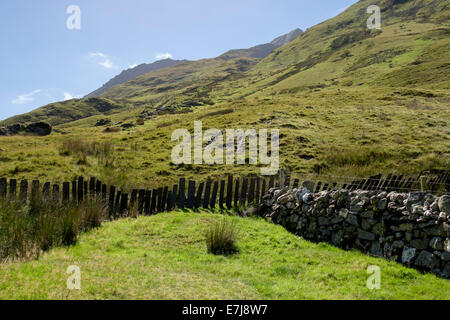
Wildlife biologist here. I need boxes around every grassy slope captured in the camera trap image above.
[0,210,448,300]
[0,98,127,127]
[0,0,448,186]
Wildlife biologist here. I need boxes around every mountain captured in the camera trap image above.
[218,28,303,60]
[85,58,185,98]
[0,97,125,126]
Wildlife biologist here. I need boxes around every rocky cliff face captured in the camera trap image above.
[260,184,450,278]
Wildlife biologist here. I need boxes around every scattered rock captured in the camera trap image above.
[95,118,111,126]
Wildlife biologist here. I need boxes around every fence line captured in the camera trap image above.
[0,171,448,218]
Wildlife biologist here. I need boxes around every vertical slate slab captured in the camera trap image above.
[178,178,186,210]
[120,193,128,214]
[151,189,157,214]
[240,178,248,207]
[83,181,88,199]
[219,180,225,209]
[19,180,28,201]
[210,181,219,209]
[144,190,151,215]
[255,178,260,204]
[138,189,145,214]
[261,178,266,201]
[187,181,196,209]
[52,184,60,202]
[108,186,116,213]
[96,180,102,195]
[9,179,17,200]
[162,186,168,212]
[234,178,240,208]
[72,180,77,202]
[195,182,204,209]
[78,177,84,203]
[0,178,6,199]
[166,191,172,211]
[102,184,107,200]
[226,175,233,209]
[248,178,255,204]
[157,187,163,212]
[130,189,138,208]
[63,182,70,202]
[269,176,274,189]
[43,182,51,200]
[114,191,122,215]
[31,180,40,200]
[203,181,212,209]
[89,177,96,197]
[171,185,178,210]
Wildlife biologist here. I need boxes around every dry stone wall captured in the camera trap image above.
[259,182,450,278]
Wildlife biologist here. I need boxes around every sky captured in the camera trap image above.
[0,0,358,121]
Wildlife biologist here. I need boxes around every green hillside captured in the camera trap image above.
[0,98,126,127]
[0,0,448,185]
[1,211,448,299]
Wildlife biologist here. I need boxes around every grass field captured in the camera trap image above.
[0,210,448,300]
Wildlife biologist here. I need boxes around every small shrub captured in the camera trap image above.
[205,219,238,255]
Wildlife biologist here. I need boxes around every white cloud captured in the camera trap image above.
[12,89,41,105]
[128,64,138,69]
[88,52,115,69]
[63,92,80,100]
[155,52,173,60]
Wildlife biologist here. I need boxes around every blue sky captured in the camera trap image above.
[0,0,357,121]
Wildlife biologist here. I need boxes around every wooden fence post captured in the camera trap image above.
[157,187,163,212]
[162,186,168,212]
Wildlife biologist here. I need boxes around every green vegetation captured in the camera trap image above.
[206,218,239,255]
[0,211,448,300]
[0,0,448,186]
[0,197,106,263]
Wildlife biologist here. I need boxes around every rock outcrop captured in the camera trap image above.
[0,122,52,136]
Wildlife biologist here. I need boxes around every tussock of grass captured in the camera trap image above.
[206,219,238,255]
[0,197,106,263]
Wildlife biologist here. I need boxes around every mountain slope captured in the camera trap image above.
[0,98,125,126]
[218,28,303,60]
[85,58,185,98]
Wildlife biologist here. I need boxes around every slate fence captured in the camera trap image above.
[0,171,448,218]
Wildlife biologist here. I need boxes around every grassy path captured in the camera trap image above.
[0,210,448,299]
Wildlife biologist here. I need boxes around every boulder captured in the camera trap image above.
[401,247,416,264]
[25,122,52,136]
[94,118,111,126]
[438,196,450,214]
